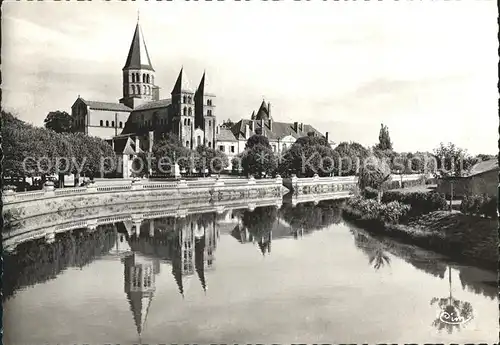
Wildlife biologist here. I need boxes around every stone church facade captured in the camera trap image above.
[71,19,217,155]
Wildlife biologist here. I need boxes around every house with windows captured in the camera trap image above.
[216,100,328,170]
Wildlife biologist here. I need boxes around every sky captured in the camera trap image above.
[2,0,498,154]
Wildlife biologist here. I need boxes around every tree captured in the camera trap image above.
[151,134,192,174]
[44,111,73,133]
[245,134,271,150]
[358,155,392,202]
[195,145,229,175]
[241,145,277,178]
[333,141,370,176]
[375,123,393,151]
[433,142,478,177]
[278,134,337,177]
[220,119,235,129]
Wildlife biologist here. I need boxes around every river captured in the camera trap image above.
[2,198,498,344]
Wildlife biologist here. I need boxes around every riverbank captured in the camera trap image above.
[342,206,497,270]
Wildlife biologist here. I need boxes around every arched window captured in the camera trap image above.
[146,74,150,84]
[131,74,135,83]
[186,141,189,147]
[207,99,211,106]
[183,107,187,116]
[183,96,186,104]
[188,118,191,125]
[208,141,211,148]
[143,74,146,83]
[100,120,103,127]
[136,73,140,82]
[183,119,187,125]
[208,120,211,127]
[131,85,135,94]
[144,85,147,95]
[188,108,192,116]
[197,135,201,146]
[207,109,212,116]
[137,86,141,95]
[106,120,109,127]
[147,86,151,95]
[119,122,123,128]
[111,121,115,127]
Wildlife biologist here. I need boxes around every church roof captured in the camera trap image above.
[254,100,270,121]
[195,237,207,292]
[230,119,322,141]
[195,71,215,97]
[133,98,172,111]
[123,22,154,71]
[126,290,154,337]
[171,67,193,94]
[79,98,132,112]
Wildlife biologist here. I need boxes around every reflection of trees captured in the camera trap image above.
[350,228,391,270]
[430,267,474,334]
[3,225,116,301]
[242,206,278,238]
[458,268,497,300]
[280,200,342,232]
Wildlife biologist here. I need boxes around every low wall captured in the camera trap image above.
[3,195,284,251]
[2,177,288,221]
[283,174,426,196]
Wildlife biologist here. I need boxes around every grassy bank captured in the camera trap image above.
[342,205,497,270]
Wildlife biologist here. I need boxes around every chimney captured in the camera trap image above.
[216,125,220,135]
[325,132,329,143]
[245,124,250,138]
[135,136,140,153]
[293,122,299,132]
[299,123,303,132]
[148,131,154,153]
[268,102,271,118]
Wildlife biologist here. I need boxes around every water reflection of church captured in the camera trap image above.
[112,213,219,337]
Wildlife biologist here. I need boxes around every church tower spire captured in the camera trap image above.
[120,18,157,109]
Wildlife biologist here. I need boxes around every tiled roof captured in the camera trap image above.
[123,22,154,71]
[216,128,238,142]
[468,158,498,176]
[80,98,132,112]
[133,99,172,111]
[172,67,193,94]
[229,119,323,141]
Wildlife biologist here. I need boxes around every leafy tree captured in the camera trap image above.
[44,111,73,133]
[242,206,278,238]
[278,133,337,177]
[245,134,271,150]
[152,134,192,174]
[220,119,235,129]
[433,142,478,177]
[195,145,229,175]
[333,141,370,176]
[358,155,392,202]
[241,145,277,178]
[375,123,393,151]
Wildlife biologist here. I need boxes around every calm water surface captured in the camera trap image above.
[3,200,498,344]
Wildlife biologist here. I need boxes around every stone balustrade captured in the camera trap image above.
[2,176,289,221]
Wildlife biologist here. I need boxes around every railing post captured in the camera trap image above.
[214,176,225,187]
[248,175,256,185]
[86,180,98,194]
[131,177,143,191]
[44,181,56,198]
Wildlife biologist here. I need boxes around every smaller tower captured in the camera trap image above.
[194,71,216,149]
[171,68,195,148]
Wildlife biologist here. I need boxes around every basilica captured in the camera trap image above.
[71,18,328,176]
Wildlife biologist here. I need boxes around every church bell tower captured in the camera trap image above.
[120,16,158,109]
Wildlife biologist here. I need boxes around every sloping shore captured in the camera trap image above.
[342,207,498,270]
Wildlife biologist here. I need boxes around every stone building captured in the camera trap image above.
[70,19,217,152]
[216,100,328,170]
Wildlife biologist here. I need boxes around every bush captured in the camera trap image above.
[345,197,410,224]
[363,187,379,200]
[461,195,497,218]
[381,191,447,216]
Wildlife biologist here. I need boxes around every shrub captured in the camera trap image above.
[363,187,379,200]
[460,194,497,218]
[345,197,410,224]
[381,191,447,216]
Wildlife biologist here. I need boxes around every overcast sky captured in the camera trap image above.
[2,1,497,154]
